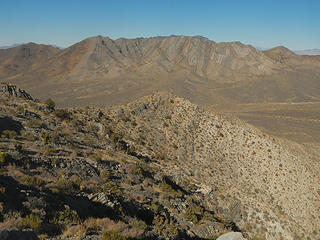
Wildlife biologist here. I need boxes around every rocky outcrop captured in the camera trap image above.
[217,232,248,240]
[0,83,33,100]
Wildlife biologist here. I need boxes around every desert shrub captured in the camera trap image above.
[52,209,80,225]
[102,230,126,240]
[23,214,41,231]
[103,180,120,195]
[1,130,17,139]
[153,151,167,161]
[90,153,101,161]
[152,215,178,238]
[109,131,124,143]
[130,164,142,176]
[54,109,70,120]
[129,218,147,232]
[62,224,86,238]
[202,211,215,221]
[56,174,82,193]
[16,105,25,115]
[57,177,80,192]
[185,200,204,223]
[126,145,136,155]
[20,175,44,188]
[21,131,37,141]
[83,217,100,232]
[215,212,232,226]
[44,146,56,155]
[25,119,45,128]
[120,114,130,122]
[40,131,53,144]
[161,183,176,193]
[0,212,24,229]
[0,152,8,164]
[100,170,111,179]
[185,207,198,223]
[86,122,99,133]
[45,98,55,111]
[50,188,59,194]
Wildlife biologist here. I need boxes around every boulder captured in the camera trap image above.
[217,232,247,240]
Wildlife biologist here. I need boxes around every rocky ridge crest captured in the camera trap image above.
[0,87,319,240]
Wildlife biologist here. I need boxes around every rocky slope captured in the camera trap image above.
[0,84,319,240]
[1,35,320,107]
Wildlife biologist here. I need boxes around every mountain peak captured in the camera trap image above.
[265,45,295,54]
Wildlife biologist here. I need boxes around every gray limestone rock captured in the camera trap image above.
[217,232,247,240]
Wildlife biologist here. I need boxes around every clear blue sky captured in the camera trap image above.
[0,0,319,50]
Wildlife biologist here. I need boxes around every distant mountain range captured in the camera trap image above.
[0,43,63,50]
[255,46,320,55]
[0,43,23,49]
[294,48,320,55]
[1,35,320,108]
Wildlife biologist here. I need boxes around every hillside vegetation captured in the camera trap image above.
[0,84,319,240]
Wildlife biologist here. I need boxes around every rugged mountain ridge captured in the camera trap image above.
[109,92,320,240]
[2,35,320,107]
[0,85,319,239]
[0,43,61,79]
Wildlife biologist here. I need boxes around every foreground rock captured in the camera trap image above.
[217,232,247,240]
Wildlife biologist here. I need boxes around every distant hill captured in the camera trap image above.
[0,43,23,49]
[0,42,61,80]
[294,48,320,55]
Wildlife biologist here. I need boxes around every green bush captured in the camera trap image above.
[45,98,55,111]
[90,153,101,161]
[185,207,198,223]
[23,214,41,231]
[52,209,80,224]
[40,131,53,144]
[102,230,126,240]
[44,146,56,155]
[54,109,70,120]
[1,130,17,139]
[0,152,8,164]
[103,180,120,195]
[161,183,176,193]
[56,176,81,193]
[20,175,44,188]
[152,215,178,238]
